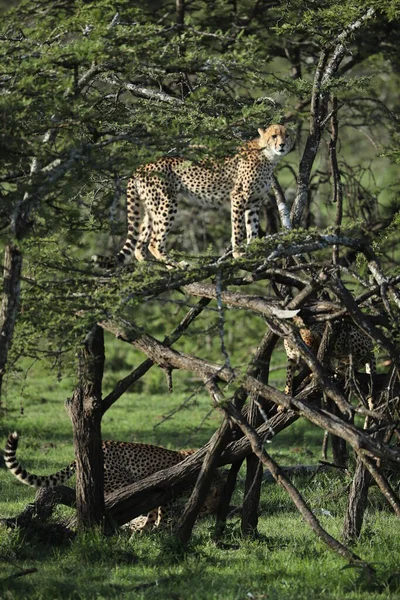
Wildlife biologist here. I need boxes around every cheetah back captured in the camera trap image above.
[102,441,194,493]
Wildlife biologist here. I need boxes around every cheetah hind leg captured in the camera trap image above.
[134,211,153,262]
[365,354,377,410]
[125,506,164,535]
[148,196,188,269]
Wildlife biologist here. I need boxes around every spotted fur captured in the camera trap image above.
[4,433,225,531]
[284,318,375,396]
[126,473,225,534]
[115,124,293,264]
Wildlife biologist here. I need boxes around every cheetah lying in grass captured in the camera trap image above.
[4,432,225,532]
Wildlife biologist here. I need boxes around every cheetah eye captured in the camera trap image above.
[271,134,278,139]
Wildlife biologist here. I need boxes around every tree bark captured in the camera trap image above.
[241,331,277,536]
[65,325,106,529]
[343,458,371,542]
[176,413,233,545]
[0,244,22,402]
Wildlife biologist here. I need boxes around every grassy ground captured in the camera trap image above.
[1,354,400,600]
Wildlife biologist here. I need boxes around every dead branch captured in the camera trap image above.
[101,297,211,413]
[176,412,233,544]
[99,317,400,470]
[183,283,298,319]
[291,7,375,226]
[222,400,371,567]
[329,96,343,265]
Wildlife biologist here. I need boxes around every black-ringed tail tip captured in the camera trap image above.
[4,431,76,489]
[91,254,125,267]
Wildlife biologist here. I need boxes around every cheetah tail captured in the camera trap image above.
[116,176,141,264]
[4,432,76,489]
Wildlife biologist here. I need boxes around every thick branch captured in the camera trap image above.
[272,175,292,229]
[183,282,298,319]
[101,297,211,413]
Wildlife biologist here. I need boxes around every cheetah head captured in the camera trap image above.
[257,124,293,159]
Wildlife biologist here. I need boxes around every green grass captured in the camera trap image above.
[1,356,400,600]
[1,511,400,600]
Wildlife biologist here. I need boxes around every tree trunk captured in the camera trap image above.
[0,244,22,403]
[65,325,106,529]
[343,458,371,541]
[241,397,263,536]
[241,330,277,536]
[176,414,232,545]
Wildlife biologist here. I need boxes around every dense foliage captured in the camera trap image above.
[1,0,399,366]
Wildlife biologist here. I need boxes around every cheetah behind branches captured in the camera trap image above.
[114,124,293,265]
[283,317,376,397]
[4,432,225,532]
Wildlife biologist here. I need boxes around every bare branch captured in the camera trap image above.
[183,282,298,319]
[98,317,400,470]
[101,297,211,413]
[222,401,370,566]
[291,7,376,227]
[271,175,292,229]
[101,75,184,105]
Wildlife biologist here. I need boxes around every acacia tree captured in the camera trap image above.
[1,0,400,559]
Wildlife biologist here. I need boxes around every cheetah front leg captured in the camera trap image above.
[245,203,261,245]
[124,506,163,535]
[230,193,246,259]
[284,358,296,396]
[282,339,298,410]
[365,354,376,410]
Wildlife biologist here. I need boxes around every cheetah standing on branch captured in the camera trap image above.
[112,124,293,265]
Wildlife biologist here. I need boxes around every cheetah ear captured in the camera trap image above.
[257,128,265,137]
